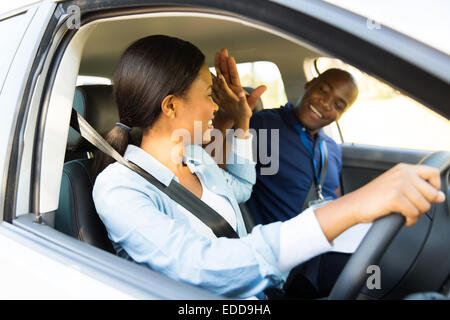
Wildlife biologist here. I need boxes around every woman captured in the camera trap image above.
[92,35,445,299]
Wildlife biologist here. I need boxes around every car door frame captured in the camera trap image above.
[340,143,432,196]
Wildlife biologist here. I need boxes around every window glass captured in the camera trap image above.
[0,12,28,92]
[306,57,450,151]
[210,61,288,109]
[76,75,112,86]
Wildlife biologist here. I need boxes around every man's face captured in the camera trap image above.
[296,70,358,134]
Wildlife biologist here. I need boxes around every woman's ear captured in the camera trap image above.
[161,94,177,118]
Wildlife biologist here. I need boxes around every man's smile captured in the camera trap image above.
[309,104,323,119]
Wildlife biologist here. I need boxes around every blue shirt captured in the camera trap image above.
[248,103,342,225]
[92,143,285,298]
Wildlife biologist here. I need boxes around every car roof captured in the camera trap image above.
[0,0,40,18]
[270,0,450,85]
[3,0,448,56]
[321,0,450,55]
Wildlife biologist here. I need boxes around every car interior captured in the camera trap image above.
[13,7,449,299]
[55,14,323,250]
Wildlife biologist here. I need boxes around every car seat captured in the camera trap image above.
[55,85,118,253]
[243,86,264,113]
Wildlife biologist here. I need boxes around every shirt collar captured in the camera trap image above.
[123,144,215,187]
[183,144,216,171]
[123,144,175,186]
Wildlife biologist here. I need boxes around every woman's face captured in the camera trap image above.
[174,63,219,145]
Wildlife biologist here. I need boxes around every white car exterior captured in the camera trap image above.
[0,0,448,299]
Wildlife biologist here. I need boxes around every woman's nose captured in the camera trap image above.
[212,100,219,112]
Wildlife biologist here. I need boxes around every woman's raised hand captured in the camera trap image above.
[212,48,266,122]
[212,69,252,123]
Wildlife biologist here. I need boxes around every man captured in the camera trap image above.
[212,49,359,298]
[212,49,358,225]
[248,67,358,298]
[247,68,358,225]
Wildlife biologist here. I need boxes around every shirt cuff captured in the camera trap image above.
[227,135,255,164]
[278,207,333,274]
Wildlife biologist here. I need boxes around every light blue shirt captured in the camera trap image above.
[92,142,285,298]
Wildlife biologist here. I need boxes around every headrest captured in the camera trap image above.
[67,87,87,151]
[243,86,264,113]
[80,85,119,137]
[68,85,119,152]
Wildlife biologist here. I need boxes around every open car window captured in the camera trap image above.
[211,61,288,109]
[305,57,450,151]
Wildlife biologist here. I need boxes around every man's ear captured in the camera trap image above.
[161,94,177,118]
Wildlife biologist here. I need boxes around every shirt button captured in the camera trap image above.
[212,186,216,191]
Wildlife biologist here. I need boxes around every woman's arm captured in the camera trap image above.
[93,161,445,299]
[279,163,445,272]
[93,170,284,298]
[315,163,445,242]
[218,134,256,203]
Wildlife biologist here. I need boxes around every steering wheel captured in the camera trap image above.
[328,151,450,300]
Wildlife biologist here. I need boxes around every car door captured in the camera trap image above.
[0,1,224,299]
[336,83,449,194]
[340,145,431,195]
[1,0,448,300]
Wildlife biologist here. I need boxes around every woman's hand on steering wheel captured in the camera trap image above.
[350,163,445,227]
[315,163,446,242]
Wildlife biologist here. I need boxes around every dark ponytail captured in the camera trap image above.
[92,126,130,177]
[93,35,205,176]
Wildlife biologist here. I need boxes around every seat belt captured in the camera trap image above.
[70,108,239,239]
[300,142,328,212]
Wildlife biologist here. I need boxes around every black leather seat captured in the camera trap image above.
[56,158,114,252]
[239,87,262,232]
[55,85,117,253]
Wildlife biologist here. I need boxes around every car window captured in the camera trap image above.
[211,61,288,109]
[76,75,112,86]
[305,57,450,151]
[0,12,29,93]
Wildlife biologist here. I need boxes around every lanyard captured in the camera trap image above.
[294,124,326,200]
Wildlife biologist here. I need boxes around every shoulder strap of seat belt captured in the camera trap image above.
[70,108,239,239]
